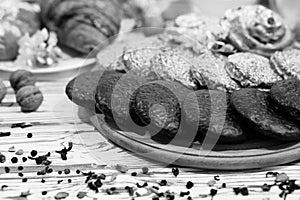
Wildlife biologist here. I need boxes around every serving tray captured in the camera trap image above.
[90,114,300,170]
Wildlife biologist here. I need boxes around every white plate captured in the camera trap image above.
[0,58,96,81]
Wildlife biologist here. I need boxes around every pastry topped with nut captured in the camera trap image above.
[220,5,294,57]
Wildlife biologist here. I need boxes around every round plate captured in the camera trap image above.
[0,58,96,81]
[90,115,300,170]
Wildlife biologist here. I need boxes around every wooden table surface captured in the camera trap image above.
[0,78,300,200]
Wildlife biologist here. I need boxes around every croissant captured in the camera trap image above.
[0,0,40,61]
[40,0,122,56]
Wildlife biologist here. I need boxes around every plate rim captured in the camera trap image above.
[90,114,300,170]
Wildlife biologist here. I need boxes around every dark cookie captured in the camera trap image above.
[130,81,191,142]
[95,71,148,127]
[270,79,300,122]
[231,88,300,141]
[183,90,246,144]
[65,70,105,111]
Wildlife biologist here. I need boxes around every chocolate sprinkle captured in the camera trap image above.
[0,153,6,163]
[11,157,18,164]
[172,168,179,177]
[11,122,32,129]
[0,132,11,137]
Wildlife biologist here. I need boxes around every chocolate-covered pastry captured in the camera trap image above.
[231,88,300,141]
[0,0,40,60]
[130,81,191,140]
[183,90,246,144]
[270,49,300,80]
[95,71,149,126]
[221,5,294,57]
[270,79,300,122]
[226,52,282,87]
[40,0,121,56]
[65,70,105,111]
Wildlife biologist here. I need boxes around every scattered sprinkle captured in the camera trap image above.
[159,179,167,186]
[262,183,271,192]
[18,172,24,177]
[28,152,51,165]
[214,175,220,181]
[0,153,6,163]
[54,191,69,199]
[98,173,106,180]
[222,183,227,188]
[180,191,190,197]
[57,180,63,184]
[41,179,45,183]
[8,146,15,152]
[172,167,179,177]
[55,142,73,160]
[76,191,87,199]
[142,167,149,174]
[22,157,27,162]
[30,150,38,157]
[76,169,81,174]
[186,181,194,189]
[276,173,289,183]
[11,157,18,164]
[207,180,216,187]
[125,186,134,196]
[115,164,129,173]
[0,132,11,137]
[42,191,47,195]
[68,179,72,183]
[22,178,28,182]
[233,187,240,195]
[18,166,24,171]
[27,133,33,138]
[131,172,137,176]
[210,189,218,196]
[58,171,62,175]
[240,187,249,196]
[64,168,70,175]
[4,167,10,173]
[15,149,24,155]
[11,122,32,129]
[20,190,31,198]
[266,171,279,178]
[136,182,148,188]
[1,185,8,190]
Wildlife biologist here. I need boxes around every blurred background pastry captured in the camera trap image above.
[40,0,122,56]
[0,0,40,61]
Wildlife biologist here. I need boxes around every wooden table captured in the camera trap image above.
[0,78,300,200]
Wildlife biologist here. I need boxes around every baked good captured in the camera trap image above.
[40,0,121,56]
[183,90,246,144]
[231,88,300,141]
[130,80,191,143]
[270,78,300,122]
[190,51,240,92]
[270,49,300,80]
[0,0,40,60]
[95,71,149,129]
[221,5,294,57]
[65,70,105,112]
[226,52,282,88]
